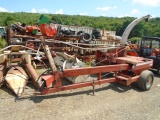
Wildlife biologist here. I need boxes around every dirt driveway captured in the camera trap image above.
[0,73,160,120]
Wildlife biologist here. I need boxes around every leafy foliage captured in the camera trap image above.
[130,37,141,44]
[0,12,160,40]
[0,38,6,48]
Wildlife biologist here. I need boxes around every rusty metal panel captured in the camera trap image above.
[132,60,153,71]
[116,56,145,64]
[60,64,129,77]
[5,65,28,96]
[40,77,117,95]
[41,75,54,87]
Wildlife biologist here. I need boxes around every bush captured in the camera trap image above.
[0,37,7,48]
[129,37,141,44]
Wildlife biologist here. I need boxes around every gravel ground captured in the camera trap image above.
[0,73,160,120]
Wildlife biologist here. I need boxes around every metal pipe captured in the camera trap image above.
[24,63,40,88]
[92,79,95,96]
[40,36,57,72]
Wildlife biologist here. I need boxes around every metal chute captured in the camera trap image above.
[121,15,151,45]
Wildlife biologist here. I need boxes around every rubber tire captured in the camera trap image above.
[94,33,101,37]
[92,29,101,34]
[137,70,154,91]
[57,25,62,36]
[94,33,102,39]
[82,33,92,43]
[77,31,84,35]
[157,67,160,76]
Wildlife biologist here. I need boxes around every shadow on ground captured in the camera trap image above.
[2,71,158,103]
[13,81,144,103]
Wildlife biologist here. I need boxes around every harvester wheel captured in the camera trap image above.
[137,70,154,91]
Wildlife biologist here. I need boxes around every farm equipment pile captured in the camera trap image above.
[0,15,154,97]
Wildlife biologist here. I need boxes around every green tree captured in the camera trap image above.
[130,37,141,44]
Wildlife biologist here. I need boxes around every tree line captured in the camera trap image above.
[0,12,160,39]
